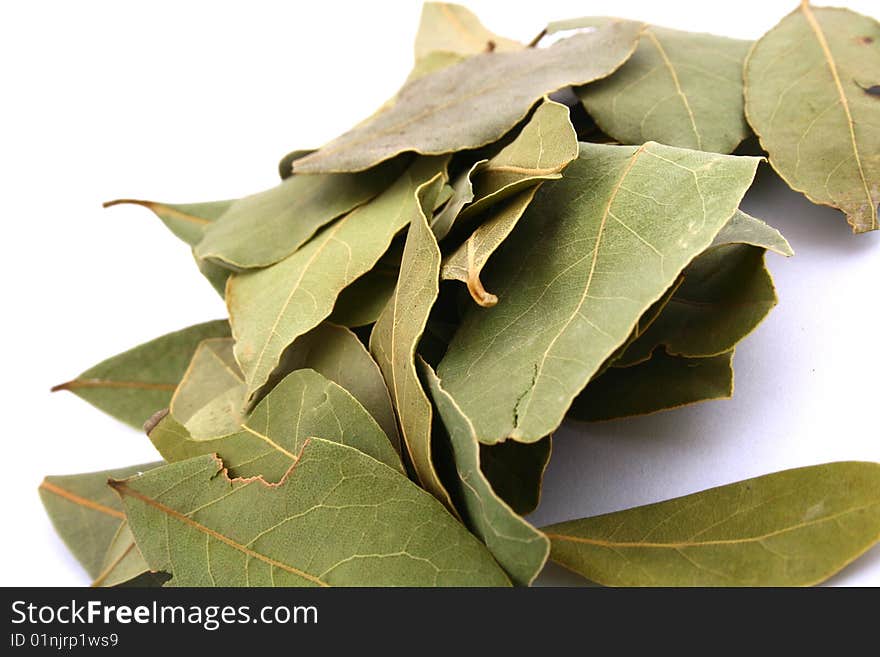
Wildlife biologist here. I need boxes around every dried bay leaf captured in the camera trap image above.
[422,361,549,585]
[547,19,751,153]
[228,157,448,399]
[104,199,233,296]
[615,210,791,366]
[293,21,644,173]
[170,338,245,439]
[113,442,511,586]
[615,244,777,365]
[103,198,232,247]
[52,320,230,429]
[39,462,160,583]
[273,323,401,453]
[150,368,402,480]
[441,187,540,307]
[744,3,880,232]
[415,3,521,62]
[438,142,759,445]
[569,349,734,422]
[93,522,153,588]
[370,174,456,511]
[195,159,405,269]
[432,97,578,241]
[543,461,880,586]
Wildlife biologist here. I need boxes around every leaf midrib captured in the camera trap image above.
[545,500,880,550]
[112,479,329,587]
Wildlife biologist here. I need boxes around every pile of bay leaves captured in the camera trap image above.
[44,2,879,587]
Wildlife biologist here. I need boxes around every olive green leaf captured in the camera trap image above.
[441,187,540,307]
[150,368,402,480]
[328,242,404,329]
[370,174,456,511]
[744,2,880,232]
[39,462,160,583]
[432,97,577,241]
[103,199,234,296]
[92,522,153,588]
[543,461,880,586]
[431,159,487,240]
[569,349,734,422]
[547,19,751,153]
[102,198,233,247]
[711,209,794,257]
[615,244,777,366]
[480,437,552,516]
[170,338,244,439]
[438,142,759,444]
[52,320,230,429]
[293,21,643,174]
[414,3,521,62]
[195,160,405,270]
[272,323,401,453]
[113,442,512,586]
[422,360,549,585]
[228,157,448,399]
[615,210,791,367]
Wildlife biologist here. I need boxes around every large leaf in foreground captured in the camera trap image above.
[543,461,880,586]
[548,19,751,153]
[113,442,511,586]
[293,21,643,173]
[438,142,759,444]
[40,462,159,582]
[52,320,230,429]
[423,361,548,585]
[150,368,402,480]
[228,157,447,398]
[370,175,455,511]
[569,349,733,422]
[195,160,403,269]
[744,4,880,232]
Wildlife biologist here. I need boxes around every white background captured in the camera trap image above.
[1,0,877,586]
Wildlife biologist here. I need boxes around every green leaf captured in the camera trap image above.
[422,360,549,585]
[103,199,234,296]
[93,522,153,588]
[327,244,403,328]
[272,323,402,453]
[614,244,777,365]
[547,19,751,153]
[441,187,540,307]
[150,368,403,480]
[102,198,233,247]
[52,320,230,429]
[40,462,160,583]
[711,209,794,257]
[228,156,448,399]
[569,349,734,422]
[414,3,521,61]
[432,97,577,240]
[293,21,643,173]
[744,3,880,232]
[370,173,456,511]
[438,142,759,444]
[543,461,880,586]
[195,160,405,269]
[170,337,245,439]
[113,442,512,586]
